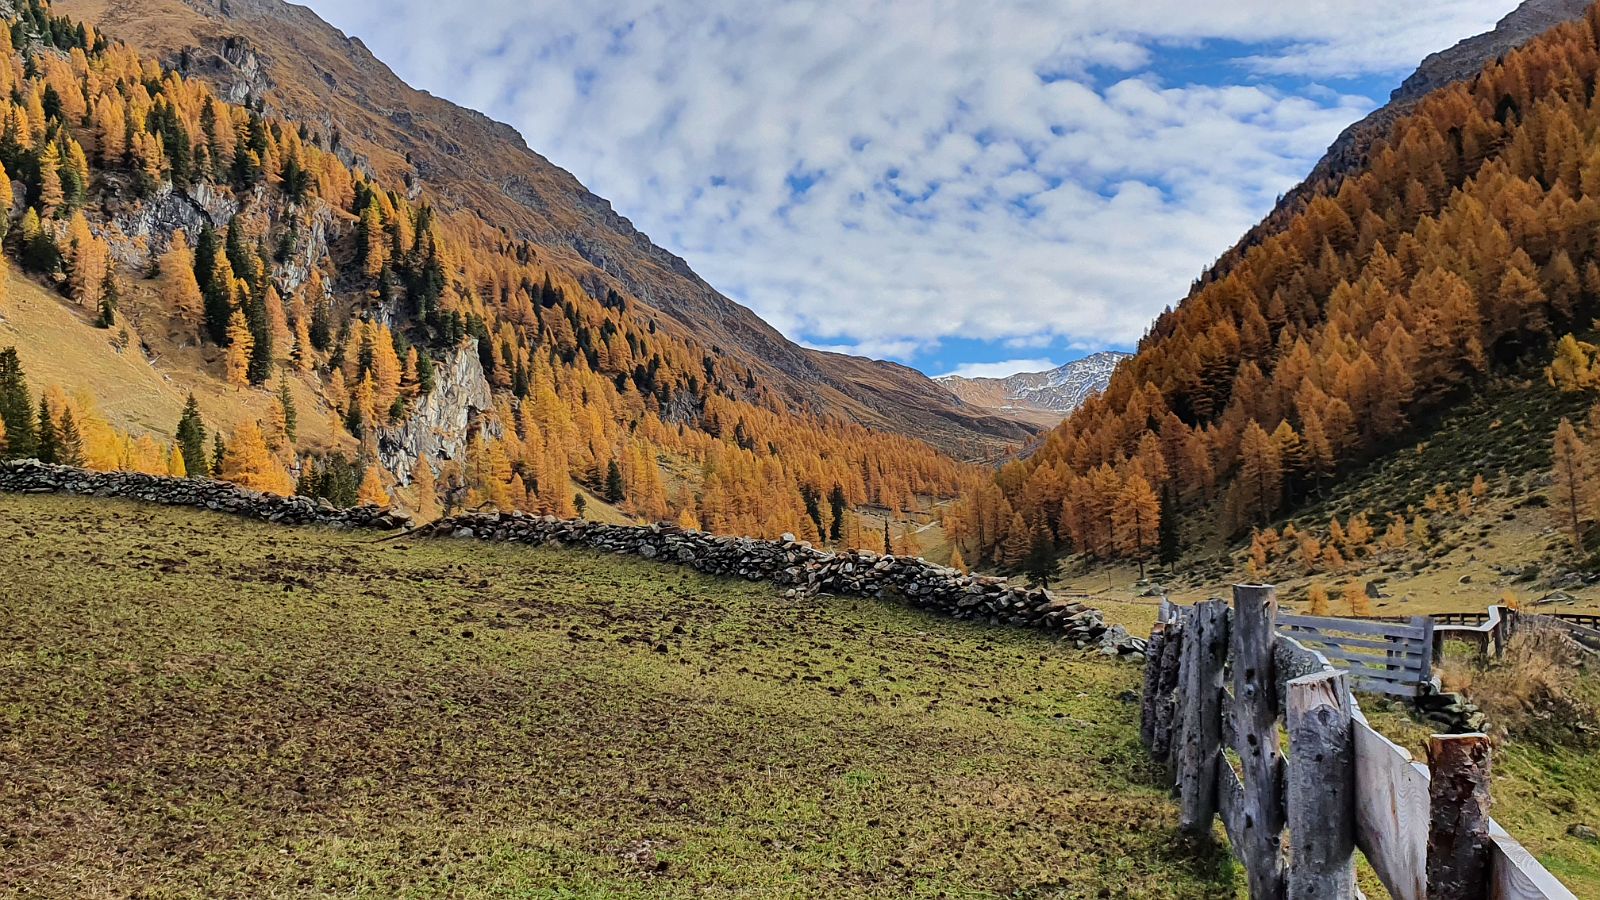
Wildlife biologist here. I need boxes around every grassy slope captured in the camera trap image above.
[0,493,1234,898]
[1073,373,1600,625]
[0,266,347,452]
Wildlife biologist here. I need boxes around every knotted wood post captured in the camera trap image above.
[1141,623,1168,750]
[1286,670,1355,900]
[1152,614,1186,769]
[1232,584,1286,899]
[1179,599,1230,841]
[1427,733,1493,900]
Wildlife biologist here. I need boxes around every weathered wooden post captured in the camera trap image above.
[1286,670,1355,900]
[1152,613,1186,768]
[1427,733,1493,900]
[1141,623,1168,750]
[1179,599,1230,841]
[1232,584,1286,899]
[1417,615,1436,681]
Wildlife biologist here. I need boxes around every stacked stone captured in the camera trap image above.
[421,511,1147,658]
[0,458,1144,658]
[0,459,410,530]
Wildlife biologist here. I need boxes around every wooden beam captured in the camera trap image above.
[1152,616,1185,768]
[1488,829,1579,900]
[1278,614,1427,639]
[1287,670,1355,900]
[1141,623,1167,750]
[1232,584,1287,900]
[1427,733,1492,900]
[1354,721,1430,900]
[1178,599,1230,841]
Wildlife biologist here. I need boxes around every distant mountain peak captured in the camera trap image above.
[936,352,1130,427]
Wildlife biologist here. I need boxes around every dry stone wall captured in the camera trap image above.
[0,459,410,529]
[0,459,1146,657]
[419,511,1147,657]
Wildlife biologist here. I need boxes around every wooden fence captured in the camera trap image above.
[1276,612,1434,697]
[1142,587,1576,900]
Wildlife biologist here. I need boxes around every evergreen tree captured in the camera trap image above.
[34,396,57,463]
[277,379,297,444]
[1021,523,1060,589]
[827,483,847,542]
[56,407,82,465]
[1157,484,1182,566]
[603,459,625,503]
[195,225,231,344]
[95,267,118,328]
[175,394,208,477]
[212,432,226,475]
[0,347,35,458]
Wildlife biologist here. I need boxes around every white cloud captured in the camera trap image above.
[936,359,1061,380]
[302,0,1519,361]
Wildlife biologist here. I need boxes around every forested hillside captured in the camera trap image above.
[51,0,1034,460]
[951,4,1600,574]
[0,0,989,546]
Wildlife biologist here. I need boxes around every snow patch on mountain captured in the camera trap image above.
[936,351,1131,424]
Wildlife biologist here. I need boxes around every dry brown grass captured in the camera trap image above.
[1438,626,1600,747]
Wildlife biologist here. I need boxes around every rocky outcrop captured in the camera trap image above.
[377,341,494,484]
[271,199,338,296]
[416,511,1149,658]
[0,459,410,528]
[105,180,240,266]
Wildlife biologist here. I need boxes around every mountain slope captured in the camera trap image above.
[936,352,1131,428]
[52,0,1032,459]
[1202,0,1592,288]
[951,1,1600,572]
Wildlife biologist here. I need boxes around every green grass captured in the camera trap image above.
[0,493,1235,898]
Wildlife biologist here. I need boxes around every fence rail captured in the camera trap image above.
[1144,588,1576,900]
[1276,612,1433,696]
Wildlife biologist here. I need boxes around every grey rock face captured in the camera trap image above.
[377,340,495,484]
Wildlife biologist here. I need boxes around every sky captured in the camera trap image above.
[303,0,1522,380]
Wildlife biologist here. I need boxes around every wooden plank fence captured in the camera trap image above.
[1276,612,1433,697]
[1144,587,1576,900]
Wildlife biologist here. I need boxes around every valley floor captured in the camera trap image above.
[0,494,1234,898]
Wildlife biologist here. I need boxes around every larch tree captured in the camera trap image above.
[410,453,438,522]
[1551,417,1590,550]
[357,464,390,506]
[224,310,254,388]
[1548,333,1600,392]
[1307,583,1331,617]
[1113,473,1161,578]
[1237,421,1283,526]
[218,421,291,495]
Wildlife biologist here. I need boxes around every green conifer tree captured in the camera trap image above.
[604,459,625,503]
[0,348,35,459]
[175,394,209,477]
[57,407,83,466]
[35,397,58,464]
